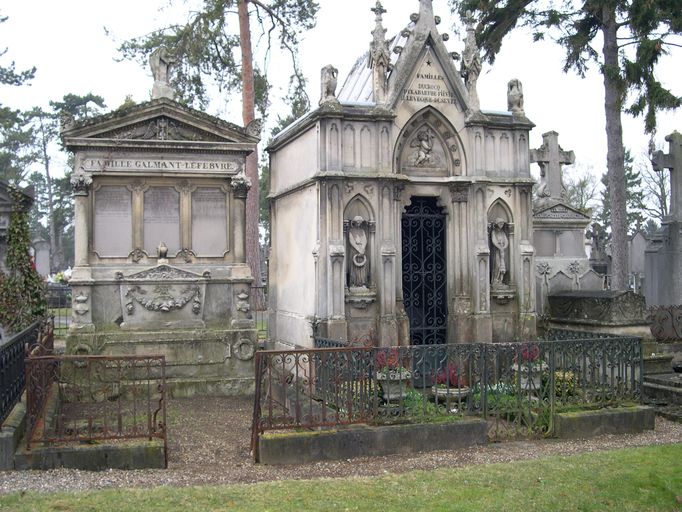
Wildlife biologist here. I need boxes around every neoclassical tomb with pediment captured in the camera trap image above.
[62,59,261,395]
[268,0,538,346]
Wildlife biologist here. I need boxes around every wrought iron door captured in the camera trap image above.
[401,197,447,345]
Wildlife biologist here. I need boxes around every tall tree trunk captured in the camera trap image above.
[39,121,59,273]
[602,7,627,290]
[238,0,263,290]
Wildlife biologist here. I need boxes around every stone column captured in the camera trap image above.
[231,172,251,264]
[69,169,94,335]
[70,170,92,267]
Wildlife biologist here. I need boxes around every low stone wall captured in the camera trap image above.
[258,419,488,465]
[14,440,166,471]
[0,396,26,470]
[553,406,655,439]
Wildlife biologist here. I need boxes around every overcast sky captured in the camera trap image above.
[2,0,680,181]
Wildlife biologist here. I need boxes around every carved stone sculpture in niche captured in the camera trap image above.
[507,79,524,114]
[411,129,435,166]
[490,218,509,286]
[319,64,339,105]
[348,216,370,289]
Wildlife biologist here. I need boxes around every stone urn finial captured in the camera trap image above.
[158,241,168,259]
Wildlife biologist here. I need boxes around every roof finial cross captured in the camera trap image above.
[371,1,386,18]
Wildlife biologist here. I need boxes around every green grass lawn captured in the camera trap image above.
[2,444,681,512]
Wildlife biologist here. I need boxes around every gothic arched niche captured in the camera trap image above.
[394,106,465,177]
[344,195,375,290]
[487,199,513,288]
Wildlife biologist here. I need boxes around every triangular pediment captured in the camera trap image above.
[386,8,469,112]
[533,201,591,220]
[123,264,204,281]
[61,98,260,145]
[400,47,464,112]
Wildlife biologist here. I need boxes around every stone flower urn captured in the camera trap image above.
[376,368,411,402]
[514,361,548,391]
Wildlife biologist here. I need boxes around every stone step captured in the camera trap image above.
[653,405,682,424]
[642,377,682,406]
[643,373,682,389]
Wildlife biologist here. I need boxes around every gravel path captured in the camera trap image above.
[1,396,681,495]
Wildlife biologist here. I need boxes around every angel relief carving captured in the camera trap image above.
[402,127,445,170]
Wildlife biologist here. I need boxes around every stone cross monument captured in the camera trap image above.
[645,130,682,306]
[530,131,575,202]
[651,131,682,221]
[531,131,597,315]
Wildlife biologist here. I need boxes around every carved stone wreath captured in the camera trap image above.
[125,284,202,315]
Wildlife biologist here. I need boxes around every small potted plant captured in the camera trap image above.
[375,347,411,401]
[513,343,548,391]
[432,363,470,401]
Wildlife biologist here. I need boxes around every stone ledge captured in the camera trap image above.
[0,395,26,470]
[14,439,166,471]
[553,406,655,439]
[258,419,488,465]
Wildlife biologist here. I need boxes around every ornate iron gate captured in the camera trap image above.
[401,197,447,345]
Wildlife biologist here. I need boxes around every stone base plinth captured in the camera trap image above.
[66,327,258,396]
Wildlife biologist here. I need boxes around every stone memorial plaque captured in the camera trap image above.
[192,187,228,256]
[144,187,180,255]
[94,186,132,256]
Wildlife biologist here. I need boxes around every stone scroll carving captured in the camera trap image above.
[117,264,208,329]
[124,284,202,315]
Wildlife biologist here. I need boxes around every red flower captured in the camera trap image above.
[436,363,466,387]
[520,344,541,363]
[375,348,401,369]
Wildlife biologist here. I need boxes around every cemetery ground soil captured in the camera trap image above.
[0,396,681,496]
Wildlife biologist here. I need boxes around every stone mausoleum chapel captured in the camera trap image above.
[268,0,541,347]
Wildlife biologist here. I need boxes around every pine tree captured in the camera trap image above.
[596,151,646,235]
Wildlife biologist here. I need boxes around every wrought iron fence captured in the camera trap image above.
[46,283,71,338]
[647,306,682,341]
[0,318,52,426]
[252,336,642,456]
[25,354,167,464]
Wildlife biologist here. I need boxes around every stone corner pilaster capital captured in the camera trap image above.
[231,171,252,198]
[71,169,93,196]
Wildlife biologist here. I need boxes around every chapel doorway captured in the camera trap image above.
[401,197,447,345]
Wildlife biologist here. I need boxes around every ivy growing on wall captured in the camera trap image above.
[0,186,46,333]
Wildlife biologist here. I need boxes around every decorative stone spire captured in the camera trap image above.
[461,10,481,113]
[418,0,434,20]
[369,1,390,105]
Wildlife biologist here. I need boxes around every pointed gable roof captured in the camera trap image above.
[338,0,469,112]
